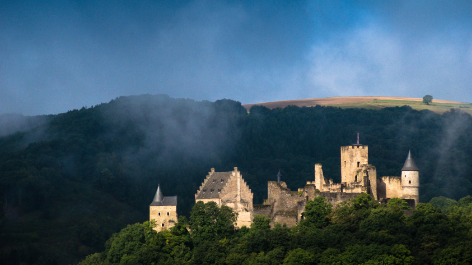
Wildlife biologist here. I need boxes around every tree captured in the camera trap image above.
[283,248,315,265]
[251,215,271,231]
[300,196,332,229]
[423,95,433,105]
[189,201,237,244]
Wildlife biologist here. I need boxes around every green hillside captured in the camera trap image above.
[243,97,472,115]
[1,94,472,264]
[338,99,472,115]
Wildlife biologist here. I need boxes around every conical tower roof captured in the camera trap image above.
[402,150,419,171]
[153,184,164,202]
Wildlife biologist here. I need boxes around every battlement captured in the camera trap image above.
[341,145,367,150]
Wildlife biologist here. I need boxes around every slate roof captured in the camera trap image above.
[150,185,177,206]
[196,171,233,199]
[402,150,419,171]
[150,196,178,206]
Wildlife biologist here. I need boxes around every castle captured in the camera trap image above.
[150,138,419,230]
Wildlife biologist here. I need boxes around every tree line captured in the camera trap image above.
[0,94,471,264]
[77,195,472,265]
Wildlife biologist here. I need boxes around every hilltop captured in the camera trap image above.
[1,94,472,264]
[243,96,472,115]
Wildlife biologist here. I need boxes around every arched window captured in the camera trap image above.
[158,212,161,216]
[161,223,164,227]
[167,212,169,216]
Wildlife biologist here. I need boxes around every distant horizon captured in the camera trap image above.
[2,1,472,115]
[1,94,470,117]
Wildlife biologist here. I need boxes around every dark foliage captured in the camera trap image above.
[1,94,472,263]
[79,196,472,265]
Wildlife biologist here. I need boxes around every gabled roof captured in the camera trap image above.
[196,171,233,199]
[402,150,419,171]
[150,185,177,206]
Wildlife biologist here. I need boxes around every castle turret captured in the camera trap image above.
[401,150,419,206]
[150,184,178,232]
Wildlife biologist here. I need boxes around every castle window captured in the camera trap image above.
[161,223,164,227]
[167,212,169,216]
[355,175,357,182]
[158,212,161,216]
[357,162,360,167]
[409,180,411,184]
[344,161,346,166]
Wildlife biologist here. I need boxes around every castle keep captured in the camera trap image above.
[150,140,419,229]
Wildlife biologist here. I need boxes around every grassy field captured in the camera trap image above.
[343,99,472,114]
[243,97,472,115]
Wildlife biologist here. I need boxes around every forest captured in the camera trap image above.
[77,195,472,265]
[1,94,472,264]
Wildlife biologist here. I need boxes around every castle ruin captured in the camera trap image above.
[150,139,419,229]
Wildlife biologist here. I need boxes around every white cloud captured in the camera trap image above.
[307,23,472,101]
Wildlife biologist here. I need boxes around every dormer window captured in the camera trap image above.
[218,189,221,193]
[212,179,215,183]
[221,179,224,183]
[203,189,206,193]
[210,188,214,193]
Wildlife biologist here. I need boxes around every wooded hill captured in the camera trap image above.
[1,94,472,264]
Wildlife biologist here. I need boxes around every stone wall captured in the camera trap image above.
[318,192,361,206]
[196,198,222,205]
[365,165,378,200]
[150,205,177,232]
[264,181,306,227]
[378,176,402,201]
[253,204,272,217]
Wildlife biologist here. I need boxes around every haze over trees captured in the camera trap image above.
[1,94,472,264]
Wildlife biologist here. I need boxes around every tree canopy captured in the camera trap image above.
[77,196,472,265]
[423,95,433,105]
[1,94,472,263]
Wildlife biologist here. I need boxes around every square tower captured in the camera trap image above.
[341,144,368,184]
[150,185,178,232]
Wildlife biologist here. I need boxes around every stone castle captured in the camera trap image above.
[150,139,419,230]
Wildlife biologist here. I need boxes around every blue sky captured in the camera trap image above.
[1,0,472,115]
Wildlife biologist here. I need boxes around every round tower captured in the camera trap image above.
[401,150,419,206]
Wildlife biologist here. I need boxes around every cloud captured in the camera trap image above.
[307,17,472,101]
[1,1,472,115]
